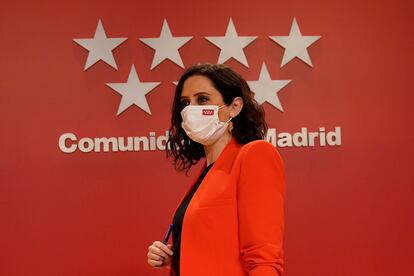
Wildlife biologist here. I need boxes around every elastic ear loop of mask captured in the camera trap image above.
[218,104,233,123]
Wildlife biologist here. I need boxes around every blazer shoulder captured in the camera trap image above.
[238,139,284,165]
[240,139,278,154]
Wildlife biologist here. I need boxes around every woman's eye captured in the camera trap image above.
[197,96,209,104]
[180,100,190,108]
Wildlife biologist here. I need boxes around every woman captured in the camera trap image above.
[147,64,285,276]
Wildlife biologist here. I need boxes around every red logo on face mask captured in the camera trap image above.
[202,109,215,116]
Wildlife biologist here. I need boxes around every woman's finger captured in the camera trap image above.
[148,245,168,259]
[153,241,174,256]
[147,259,163,267]
[147,252,165,261]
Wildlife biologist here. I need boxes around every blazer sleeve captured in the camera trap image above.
[237,141,285,276]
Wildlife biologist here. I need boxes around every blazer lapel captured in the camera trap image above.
[171,138,242,219]
[185,138,242,210]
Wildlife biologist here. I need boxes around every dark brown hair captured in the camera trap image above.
[166,63,267,173]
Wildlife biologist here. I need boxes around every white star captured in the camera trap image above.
[73,19,127,70]
[139,19,192,69]
[247,63,291,112]
[269,17,321,68]
[106,65,160,115]
[205,18,257,68]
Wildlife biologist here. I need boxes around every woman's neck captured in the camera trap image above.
[204,132,232,166]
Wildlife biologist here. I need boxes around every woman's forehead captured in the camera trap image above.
[182,75,219,97]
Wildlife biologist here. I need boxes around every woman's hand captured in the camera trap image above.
[147,241,174,269]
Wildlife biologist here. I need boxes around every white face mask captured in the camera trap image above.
[181,105,232,146]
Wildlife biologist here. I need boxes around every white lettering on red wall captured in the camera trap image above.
[58,127,342,153]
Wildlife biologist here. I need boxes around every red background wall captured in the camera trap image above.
[1,0,413,275]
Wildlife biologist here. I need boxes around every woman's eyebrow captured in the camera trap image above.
[194,92,210,96]
[181,92,210,99]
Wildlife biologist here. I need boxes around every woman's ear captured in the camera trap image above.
[229,97,244,118]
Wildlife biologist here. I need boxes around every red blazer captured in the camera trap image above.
[172,138,285,276]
